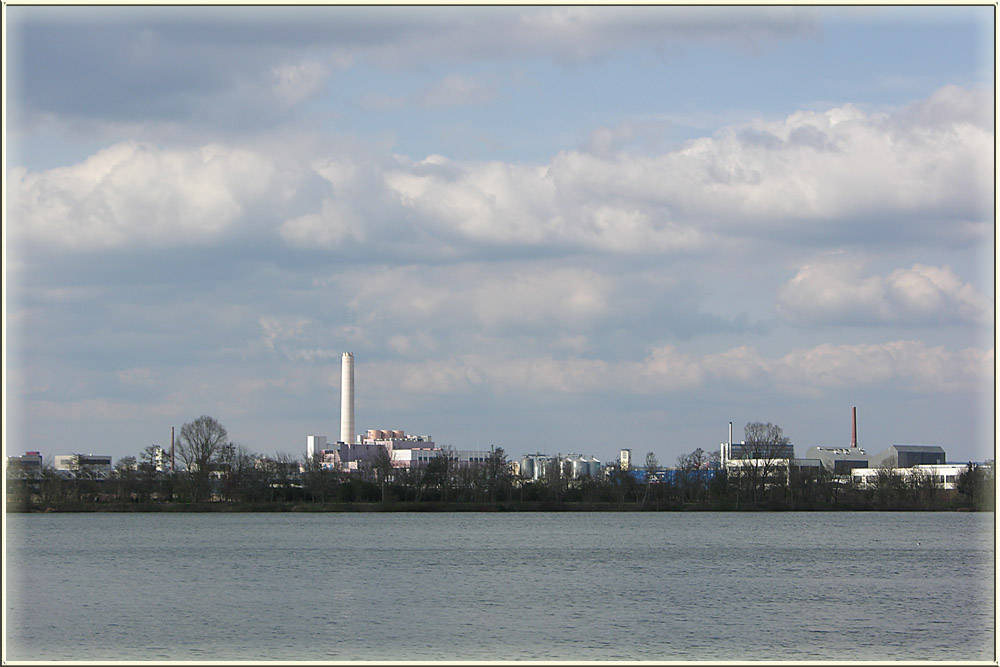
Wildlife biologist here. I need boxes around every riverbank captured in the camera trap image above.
[6,498,983,513]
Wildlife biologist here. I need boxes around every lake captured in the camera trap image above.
[3,511,994,661]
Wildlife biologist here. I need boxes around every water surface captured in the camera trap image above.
[4,511,994,661]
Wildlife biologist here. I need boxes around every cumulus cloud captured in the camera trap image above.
[777,259,993,326]
[564,86,992,244]
[8,141,280,249]
[376,84,991,252]
[10,85,991,256]
[383,154,710,253]
[280,200,366,247]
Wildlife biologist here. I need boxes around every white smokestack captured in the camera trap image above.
[341,352,354,445]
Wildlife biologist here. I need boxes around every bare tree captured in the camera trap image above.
[373,445,394,503]
[301,451,340,503]
[678,448,709,504]
[605,462,637,509]
[484,446,511,505]
[740,422,791,504]
[111,456,138,504]
[270,452,300,501]
[423,446,455,502]
[640,451,658,510]
[177,415,228,502]
[871,462,905,508]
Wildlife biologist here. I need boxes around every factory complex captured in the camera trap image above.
[6,354,988,498]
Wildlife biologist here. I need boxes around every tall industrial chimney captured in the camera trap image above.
[170,426,175,471]
[851,406,858,448]
[341,352,355,445]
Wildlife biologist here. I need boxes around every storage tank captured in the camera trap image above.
[367,429,380,440]
[520,457,535,480]
[392,430,405,439]
[571,457,590,479]
[588,457,602,478]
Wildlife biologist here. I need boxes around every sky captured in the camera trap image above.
[3,5,995,467]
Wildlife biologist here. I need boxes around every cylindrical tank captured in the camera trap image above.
[571,458,589,479]
[367,429,379,440]
[521,457,535,479]
[588,458,602,478]
[393,430,405,439]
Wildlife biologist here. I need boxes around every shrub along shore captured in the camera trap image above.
[5,496,990,513]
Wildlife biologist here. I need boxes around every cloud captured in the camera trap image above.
[383,154,710,253]
[117,367,159,388]
[777,259,993,326]
[8,141,281,249]
[359,339,991,400]
[417,74,496,108]
[260,317,315,351]
[267,60,330,109]
[564,86,992,245]
[7,6,817,131]
[9,85,991,257]
[279,199,367,247]
[379,84,991,252]
[336,264,612,332]
[772,340,993,395]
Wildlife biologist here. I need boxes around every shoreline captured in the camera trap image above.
[5,500,982,513]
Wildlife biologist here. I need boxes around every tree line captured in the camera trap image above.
[6,417,994,511]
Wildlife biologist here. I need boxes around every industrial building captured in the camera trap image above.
[306,435,327,461]
[53,454,113,475]
[871,444,947,468]
[7,451,43,473]
[619,448,631,471]
[804,447,872,475]
[306,353,514,474]
[719,408,958,491]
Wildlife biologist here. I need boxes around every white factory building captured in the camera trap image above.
[850,463,968,491]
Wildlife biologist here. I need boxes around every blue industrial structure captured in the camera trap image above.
[628,468,717,485]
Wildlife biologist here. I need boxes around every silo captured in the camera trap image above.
[571,457,590,479]
[588,457,602,478]
[393,430,405,439]
[520,456,534,480]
